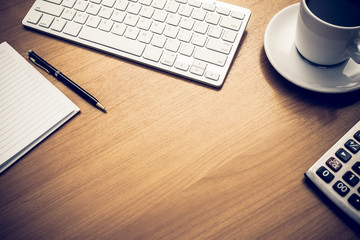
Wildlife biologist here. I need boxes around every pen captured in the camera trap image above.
[27,50,107,113]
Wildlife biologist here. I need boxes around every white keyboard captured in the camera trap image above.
[22,0,250,88]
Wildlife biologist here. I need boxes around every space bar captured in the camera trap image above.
[79,26,146,57]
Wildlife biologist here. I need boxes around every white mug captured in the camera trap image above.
[295,0,360,66]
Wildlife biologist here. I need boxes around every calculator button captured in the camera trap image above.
[348,193,360,210]
[345,139,360,154]
[316,166,334,183]
[354,130,360,142]
[326,157,342,172]
[333,180,350,197]
[335,148,352,163]
[352,162,360,176]
[342,171,360,187]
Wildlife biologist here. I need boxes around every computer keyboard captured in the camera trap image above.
[22,0,251,88]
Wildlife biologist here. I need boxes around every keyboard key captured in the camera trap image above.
[79,26,146,56]
[74,0,89,12]
[99,19,114,32]
[179,18,195,30]
[87,16,101,28]
[333,180,350,197]
[354,131,360,142]
[345,139,360,154]
[46,0,62,4]
[112,23,126,35]
[174,61,189,71]
[192,34,207,47]
[316,166,334,183]
[190,65,205,75]
[231,11,245,20]
[207,38,232,54]
[206,12,220,25]
[165,1,180,13]
[179,43,194,56]
[62,0,76,8]
[138,18,152,30]
[151,35,166,47]
[193,21,208,34]
[102,0,116,8]
[178,29,193,42]
[216,6,230,15]
[222,30,237,43]
[74,12,89,24]
[348,194,360,210]
[50,18,66,31]
[202,2,216,12]
[114,0,129,11]
[343,171,359,187]
[138,31,153,43]
[124,27,139,39]
[188,0,201,8]
[336,148,352,163]
[352,162,360,175]
[39,15,54,28]
[35,1,64,17]
[153,0,167,9]
[178,4,193,17]
[143,45,163,62]
[63,21,82,36]
[99,7,114,19]
[26,11,42,24]
[165,39,180,52]
[191,8,206,21]
[208,26,222,38]
[87,4,101,15]
[62,8,76,21]
[153,10,168,22]
[140,6,155,18]
[205,71,219,81]
[326,157,342,172]
[194,48,227,66]
[160,51,177,66]
[220,16,242,31]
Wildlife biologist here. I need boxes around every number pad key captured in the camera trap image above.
[335,148,352,163]
[354,130,360,142]
[352,162,360,176]
[326,157,342,172]
[342,171,359,187]
[348,193,360,210]
[345,139,360,154]
[316,166,334,183]
[333,180,350,197]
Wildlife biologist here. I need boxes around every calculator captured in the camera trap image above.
[305,120,360,224]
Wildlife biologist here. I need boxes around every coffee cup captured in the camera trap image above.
[295,0,360,66]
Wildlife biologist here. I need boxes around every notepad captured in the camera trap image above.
[0,42,80,173]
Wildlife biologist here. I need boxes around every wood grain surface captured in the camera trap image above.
[1,0,360,239]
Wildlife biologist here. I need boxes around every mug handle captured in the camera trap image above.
[347,31,360,64]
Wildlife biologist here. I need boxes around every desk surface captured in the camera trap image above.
[1,0,360,239]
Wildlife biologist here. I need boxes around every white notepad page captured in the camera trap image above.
[0,42,80,173]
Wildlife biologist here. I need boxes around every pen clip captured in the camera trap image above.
[29,56,50,74]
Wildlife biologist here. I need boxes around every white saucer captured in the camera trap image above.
[264,4,360,93]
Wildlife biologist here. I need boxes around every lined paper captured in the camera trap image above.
[0,42,79,173]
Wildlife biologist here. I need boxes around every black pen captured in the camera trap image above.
[27,50,107,113]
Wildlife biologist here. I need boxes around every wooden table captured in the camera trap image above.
[1,0,360,239]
